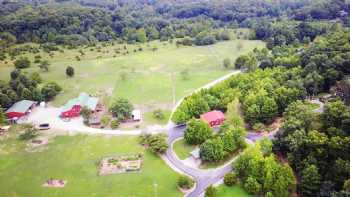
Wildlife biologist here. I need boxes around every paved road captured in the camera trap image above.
[165,70,245,197]
[166,125,234,197]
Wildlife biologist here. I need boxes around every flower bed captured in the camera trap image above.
[99,153,143,175]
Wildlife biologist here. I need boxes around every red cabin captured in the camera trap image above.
[60,93,99,118]
[200,110,225,127]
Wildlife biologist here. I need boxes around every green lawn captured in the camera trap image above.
[172,138,196,160]
[142,110,171,126]
[0,133,182,197]
[0,40,265,112]
[216,185,251,197]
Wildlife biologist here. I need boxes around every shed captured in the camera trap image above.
[190,148,200,160]
[132,109,141,121]
[200,110,225,127]
[60,93,99,118]
[5,100,36,119]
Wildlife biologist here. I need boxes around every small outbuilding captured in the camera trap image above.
[5,100,36,120]
[190,148,200,160]
[60,93,99,118]
[200,110,225,127]
[132,109,141,121]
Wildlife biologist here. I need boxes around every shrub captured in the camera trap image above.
[223,58,231,69]
[177,175,194,190]
[101,115,111,127]
[184,119,212,145]
[19,125,38,140]
[109,98,133,121]
[139,134,168,154]
[224,172,237,186]
[14,57,30,69]
[41,82,62,101]
[153,109,165,120]
[38,60,50,72]
[80,106,92,125]
[244,176,262,195]
[66,66,75,77]
[30,72,42,84]
[204,185,217,197]
[110,119,120,129]
[199,137,225,162]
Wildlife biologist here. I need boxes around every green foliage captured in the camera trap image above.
[30,72,42,84]
[66,66,75,77]
[152,109,165,120]
[177,176,194,189]
[136,28,147,43]
[235,54,258,72]
[234,145,295,197]
[100,115,111,127]
[139,134,168,154]
[80,106,92,124]
[300,165,321,197]
[110,119,120,129]
[14,57,30,69]
[205,185,217,197]
[244,176,261,195]
[259,138,272,156]
[41,82,62,101]
[0,107,7,125]
[109,98,133,121]
[224,172,237,186]
[184,119,212,145]
[199,137,225,162]
[180,69,190,80]
[38,60,50,72]
[243,89,278,124]
[223,58,231,69]
[344,179,350,192]
[18,124,38,140]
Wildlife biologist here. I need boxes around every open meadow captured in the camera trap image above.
[0,40,265,115]
[0,131,182,197]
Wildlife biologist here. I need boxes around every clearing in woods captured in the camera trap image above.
[0,39,265,116]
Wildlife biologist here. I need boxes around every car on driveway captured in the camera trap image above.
[37,123,50,130]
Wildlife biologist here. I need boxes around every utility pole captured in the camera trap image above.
[153,181,158,197]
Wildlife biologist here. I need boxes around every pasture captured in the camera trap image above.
[0,40,265,112]
[0,133,182,197]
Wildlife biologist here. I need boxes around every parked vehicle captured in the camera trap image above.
[37,123,50,130]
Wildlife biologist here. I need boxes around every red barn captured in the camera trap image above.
[5,100,36,120]
[200,110,225,127]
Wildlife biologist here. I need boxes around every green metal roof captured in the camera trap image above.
[61,93,98,112]
[6,100,35,113]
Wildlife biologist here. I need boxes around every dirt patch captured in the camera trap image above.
[99,154,143,176]
[42,179,67,188]
[26,137,49,152]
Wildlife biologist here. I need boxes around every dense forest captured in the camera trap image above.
[0,0,349,46]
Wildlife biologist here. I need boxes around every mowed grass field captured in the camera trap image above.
[0,40,265,112]
[216,185,251,197]
[173,138,196,160]
[0,133,182,197]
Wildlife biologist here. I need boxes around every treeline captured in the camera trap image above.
[1,0,348,47]
[0,69,61,109]
[172,66,306,126]
[274,100,350,196]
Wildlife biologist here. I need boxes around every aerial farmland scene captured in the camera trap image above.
[0,0,350,197]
